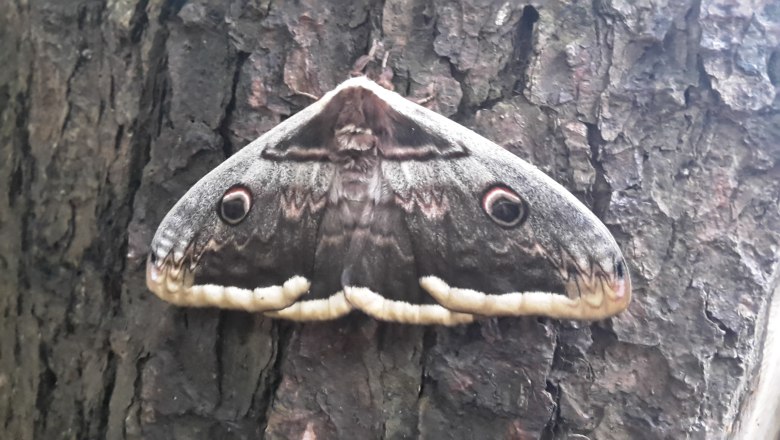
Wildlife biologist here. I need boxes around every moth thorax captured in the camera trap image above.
[334,158,382,201]
[335,124,376,152]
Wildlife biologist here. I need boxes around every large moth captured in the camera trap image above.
[146,77,631,325]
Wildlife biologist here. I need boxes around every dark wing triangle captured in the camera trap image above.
[262,87,468,161]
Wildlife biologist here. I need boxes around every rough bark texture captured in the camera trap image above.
[1,1,778,439]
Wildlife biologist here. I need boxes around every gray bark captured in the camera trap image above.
[1,0,778,439]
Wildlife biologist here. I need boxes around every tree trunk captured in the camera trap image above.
[1,1,778,439]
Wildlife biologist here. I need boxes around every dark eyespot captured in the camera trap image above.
[482,185,528,228]
[615,260,625,279]
[218,184,252,225]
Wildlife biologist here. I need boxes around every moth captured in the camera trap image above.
[146,77,631,325]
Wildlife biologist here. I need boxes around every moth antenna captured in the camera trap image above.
[411,83,437,107]
[350,39,395,91]
[367,39,380,58]
[350,54,373,77]
[290,87,320,102]
[351,39,382,76]
[377,65,394,91]
[375,44,394,90]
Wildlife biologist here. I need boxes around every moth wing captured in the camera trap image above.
[349,79,631,320]
[147,99,348,315]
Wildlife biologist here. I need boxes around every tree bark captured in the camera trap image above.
[1,1,778,439]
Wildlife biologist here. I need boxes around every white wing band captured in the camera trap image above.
[265,291,353,320]
[147,263,310,312]
[420,275,628,320]
[344,285,474,325]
